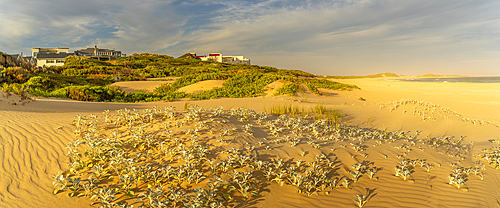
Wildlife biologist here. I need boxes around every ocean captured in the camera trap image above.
[387,76,500,83]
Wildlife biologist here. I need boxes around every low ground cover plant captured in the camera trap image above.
[53,104,482,207]
[54,105,352,207]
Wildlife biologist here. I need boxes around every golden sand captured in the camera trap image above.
[1,78,500,208]
[177,80,225,94]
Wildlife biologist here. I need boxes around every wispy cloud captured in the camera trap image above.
[1,0,499,75]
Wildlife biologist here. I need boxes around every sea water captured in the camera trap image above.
[387,77,500,83]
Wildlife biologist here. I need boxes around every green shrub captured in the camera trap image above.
[135,65,170,78]
[86,74,115,85]
[161,91,188,102]
[189,87,224,100]
[1,82,24,94]
[49,88,68,98]
[1,67,31,83]
[120,90,154,102]
[222,74,279,98]
[66,85,125,102]
[153,83,172,95]
[24,76,55,89]
[302,78,360,95]
[67,87,99,101]
[274,82,300,96]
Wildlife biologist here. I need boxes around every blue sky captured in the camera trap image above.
[1,0,499,76]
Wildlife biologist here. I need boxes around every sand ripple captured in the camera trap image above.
[0,111,92,208]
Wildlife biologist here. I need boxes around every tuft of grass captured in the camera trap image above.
[265,102,344,128]
[184,101,191,111]
[366,117,375,124]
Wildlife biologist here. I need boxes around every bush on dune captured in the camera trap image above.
[222,74,279,98]
[274,82,300,96]
[1,52,360,102]
[303,78,360,95]
[66,85,125,102]
[1,67,31,83]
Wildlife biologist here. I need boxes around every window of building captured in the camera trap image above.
[46,60,55,63]
[56,60,64,63]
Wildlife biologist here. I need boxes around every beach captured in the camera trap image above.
[1,78,500,208]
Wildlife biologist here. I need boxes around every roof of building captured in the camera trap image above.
[76,47,120,54]
[32,47,69,49]
[178,53,201,59]
[37,53,74,58]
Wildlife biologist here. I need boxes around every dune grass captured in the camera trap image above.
[264,103,344,128]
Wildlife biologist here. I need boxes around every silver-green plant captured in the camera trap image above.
[137,186,169,207]
[66,177,82,197]
[167,187,186,208]
[227,170,258,198]
[52,172,67,194]
[81,176,99,198]
[119,174,136,197]
[271,169,287,187]
[353,194,368,208]
[367,168,377,180]
[90,185,117,207]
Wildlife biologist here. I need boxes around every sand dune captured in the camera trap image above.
[110,81,172,93]
[263,80,284,97]
[177,80,225,94]
[1,78,500,207]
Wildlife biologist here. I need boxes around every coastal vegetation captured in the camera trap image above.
[53,104,486,207]
[54,106,356,207]
[264,103,344,129]
[0,53,359,102]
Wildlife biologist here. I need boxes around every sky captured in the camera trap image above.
[1,0,499,76]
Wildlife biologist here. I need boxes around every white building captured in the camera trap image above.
[221,55,250,65]
[31,47,73,67]
[74,45,121,61]
[36,53,74,67]
[32,47,69,57]
[196,53,250,65]
[31,45,122,67]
